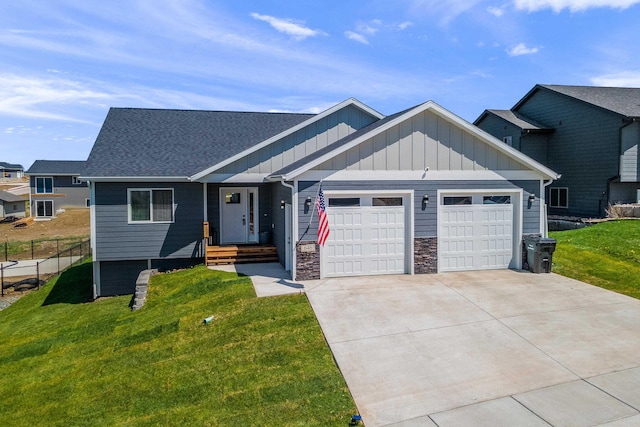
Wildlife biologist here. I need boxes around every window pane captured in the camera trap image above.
[44,178,53,193]
[373,197,403,206]
[45,200,53,217]
[36,177,44,193]
[225,192,241,204]
[130,190,151,221]
[152,190,173,222]
[328,197,360,207]
[559,189,568,207]
[483,196,511,204]
[444,196,472,205]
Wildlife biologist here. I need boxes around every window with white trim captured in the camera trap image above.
[503,136,513,146]
[549,187,568,208]
[128,189,174,223]
[72,176,83,185]
[36,177,53,194]
[35,200,54,217]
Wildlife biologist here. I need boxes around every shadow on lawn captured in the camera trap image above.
[42,262,93,306]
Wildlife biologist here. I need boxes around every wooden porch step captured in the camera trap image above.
[206,245,278,266]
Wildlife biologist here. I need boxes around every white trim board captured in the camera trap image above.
[298,169,547,182]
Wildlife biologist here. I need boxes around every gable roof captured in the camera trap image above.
[269,101,559,181]
[0,162,23,170]
[474,109,554,133]
[27,160,86,175]
[515,84,640,118]
[0,190,26,203]
[83,108,315,179]
[190,98,383,181]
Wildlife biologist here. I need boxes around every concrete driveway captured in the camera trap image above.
[303,270,640,427]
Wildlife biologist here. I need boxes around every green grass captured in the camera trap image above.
[0,261,356,426]
[550,220,640,299]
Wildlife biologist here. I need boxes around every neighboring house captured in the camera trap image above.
[0,162,24,179]
[475,84,640,217]
[83,99,558,297]
[26,160,89,218]
[0,190,27,218]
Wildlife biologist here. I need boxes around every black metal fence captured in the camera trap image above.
[3,237,88,262]
[1,239,91,296]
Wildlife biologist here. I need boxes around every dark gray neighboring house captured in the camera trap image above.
[83,100,558,298]
[0,190,27,218]
[26,160,89,218]
[0,162,24,179]
[475,84,640,217]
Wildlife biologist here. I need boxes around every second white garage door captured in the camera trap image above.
[439,194,515,272]
[323,205,405,277]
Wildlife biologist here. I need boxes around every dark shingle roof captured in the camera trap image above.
[0,190,26,203]
[84,108,314,178]
[27,160,86,175]
[0,162,23,170]
[479,110,554,132]
[538,85,640,118]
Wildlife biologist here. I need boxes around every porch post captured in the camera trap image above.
[203,182,208,223]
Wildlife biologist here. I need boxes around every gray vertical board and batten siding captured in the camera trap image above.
[219,105,378,175]
[317,110,527,173]
[517,89,625,216]
[297,180,541,240]
[94,182,204,261]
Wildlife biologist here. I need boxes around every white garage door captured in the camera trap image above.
[439,195,514,272]
[323,203,405,278]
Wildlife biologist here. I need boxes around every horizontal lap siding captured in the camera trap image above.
[30,175,90,209]
[297,180,540,239]
[94,182,204,261]
[518,90,623,217]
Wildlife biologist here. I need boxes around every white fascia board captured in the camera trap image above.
[282,101,560,182]
[298,169,547,182]
[81,176,191,182]
[200,173,269,183]
[190,98,385,182]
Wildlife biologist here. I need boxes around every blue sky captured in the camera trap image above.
[2,0,640,170]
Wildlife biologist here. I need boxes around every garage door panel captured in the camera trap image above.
[440,202,514,272]
[324,206,405,278]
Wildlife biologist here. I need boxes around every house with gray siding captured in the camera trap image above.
[84,99,558,297]
[0,190,26,218]
[475,84,640,217]
[26,160,89,218]
[0,162,24,179]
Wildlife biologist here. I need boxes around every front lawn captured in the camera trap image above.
[0,261,356,426]
[550,220,640,299]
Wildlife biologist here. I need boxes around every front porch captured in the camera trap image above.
[205,244,278,265]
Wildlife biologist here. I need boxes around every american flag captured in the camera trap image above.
[316,184,330,246]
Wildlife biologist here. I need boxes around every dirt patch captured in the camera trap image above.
[1,209,90,243]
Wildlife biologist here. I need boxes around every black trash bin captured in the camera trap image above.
[524,235,557,273]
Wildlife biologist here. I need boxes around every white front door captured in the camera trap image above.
[439,194,514,272]
[219,188,258,244]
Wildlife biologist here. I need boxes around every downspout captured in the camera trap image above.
[542,178,556,237]
[279,177,296,280]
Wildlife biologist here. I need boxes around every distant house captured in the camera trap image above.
[475,84,640,217]
[0,190,26,218]
[83,100,558,297]
[26,160,88,218]
[0,162,24,179]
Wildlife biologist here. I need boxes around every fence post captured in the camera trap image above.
[4,241,7,262]
[37,262,40,290]
[1,264,4,297]
[31,240,34,259]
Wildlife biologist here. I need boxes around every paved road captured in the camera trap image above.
[1,256,84,278]
[304,270,640,427]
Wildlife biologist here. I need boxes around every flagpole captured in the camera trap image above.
[296,179,323,246]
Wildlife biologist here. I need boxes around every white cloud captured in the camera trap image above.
[397,21,414,30]
[344,31,369,44]
[250,13,326,40]
[591,71,640,86]
[487,5,506,15]
[513,0,640,12]
[507,42,540,56]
